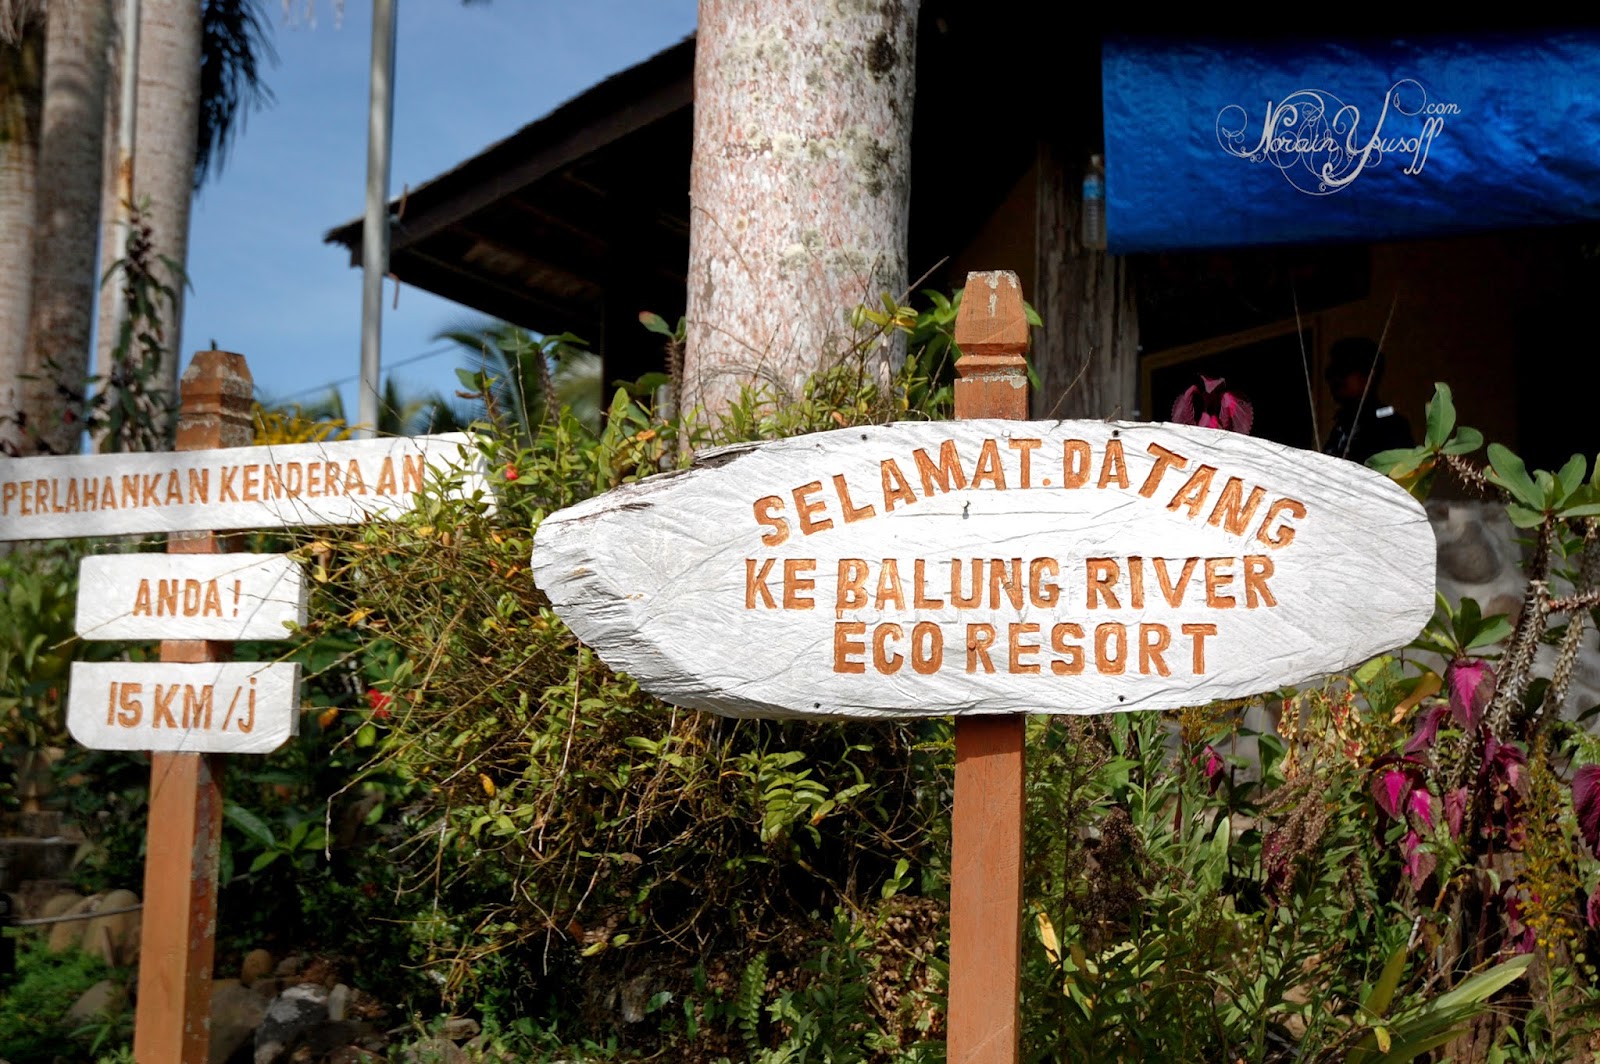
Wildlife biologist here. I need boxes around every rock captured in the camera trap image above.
[274,953,304,978]
[39,891,83,920]
[66,978,127,1023]
[47,892,103,953]
[324,1049,383,1064]
[403,1037,470,1064]
[81,888,140,966]
[210,979,269,1064]
[439,1016,479,1042]
[619,973,654,1022]
[327,983,351,1023]
[1434,506,1504,584]
[299,956,338,987]
[241,948,275,987]
[254,983,328,1064]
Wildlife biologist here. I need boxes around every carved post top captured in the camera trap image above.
[954,270,1029,376]
[177,351,254,452]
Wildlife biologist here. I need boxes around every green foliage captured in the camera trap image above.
[15,312,1592,1063]
[0,936,128,1064]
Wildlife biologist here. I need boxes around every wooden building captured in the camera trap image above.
[325,11,1600,470]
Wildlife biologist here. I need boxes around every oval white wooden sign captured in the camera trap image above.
[0,433,487,542]
[67,661,300,754]
[76,553,308,641]
[532,421,1436,719]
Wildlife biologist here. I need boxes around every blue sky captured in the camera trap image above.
[179,1,698,418]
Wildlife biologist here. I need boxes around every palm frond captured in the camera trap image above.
[196,0,277,189]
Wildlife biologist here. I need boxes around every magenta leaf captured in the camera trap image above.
[1589,884,1600,931]
[1405,705,1452,755]
[1408,788,1435,830]
[1401,830,1436,890]
[1444,788,1468,838]
[1505,893,1537,954]
[1484,737,1527,795]
[1446,658,1496,730]
[1573,764,1600,854]
[1374,767,1409,820]
[1219,392,1254,435]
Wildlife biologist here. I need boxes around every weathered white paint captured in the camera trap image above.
[532,420,1437,719]
[76,553,307,641]
[67,660,300,754]
[0,432,488,541]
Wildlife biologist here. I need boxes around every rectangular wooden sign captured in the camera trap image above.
[0,432,486,542]
[532,420,1437,719]
[67,661,301,754]
[75,553,308,641]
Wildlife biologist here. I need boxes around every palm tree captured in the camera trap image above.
[262,379,466,439]
[0,15,41,456]
[90,0,274,445]
[20,0,111,456]
[435,319,604,442]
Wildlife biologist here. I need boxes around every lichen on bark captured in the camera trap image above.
[684,0,919,417]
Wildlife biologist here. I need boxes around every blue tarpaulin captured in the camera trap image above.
[1102,32,1600,253]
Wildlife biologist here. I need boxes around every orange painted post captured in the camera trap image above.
[947,272,1029,1064]
[133,351,254,1064]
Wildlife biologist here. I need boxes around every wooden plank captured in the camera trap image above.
[948,270,1030,1064]
[75,553,307,641]
[134,350,252,1064]
[0,431,486,541]
[530,418,1436,720]
[949,713,1025,1064]
[66,661,300,754]
[1032,138,1138,420]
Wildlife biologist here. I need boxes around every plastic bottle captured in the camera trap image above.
[1082,153,1107,251]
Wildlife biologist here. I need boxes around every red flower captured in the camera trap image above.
[1196,745,1225,792]
[366,688,393,720]
[504,465,519,481]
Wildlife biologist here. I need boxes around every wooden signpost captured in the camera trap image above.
[532,272,1437,1063]
[75,553,307,641]
[66,661,302,754]
[0,350,488,1063]
[0,430,483,541]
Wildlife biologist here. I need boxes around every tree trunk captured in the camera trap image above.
[93,0,199,438]
[1032,138,1138,421]
[683,0,918,418]
[0,21,42,456]
[21,0,110,456]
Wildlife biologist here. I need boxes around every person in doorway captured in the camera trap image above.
[1322,338,1414,463]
